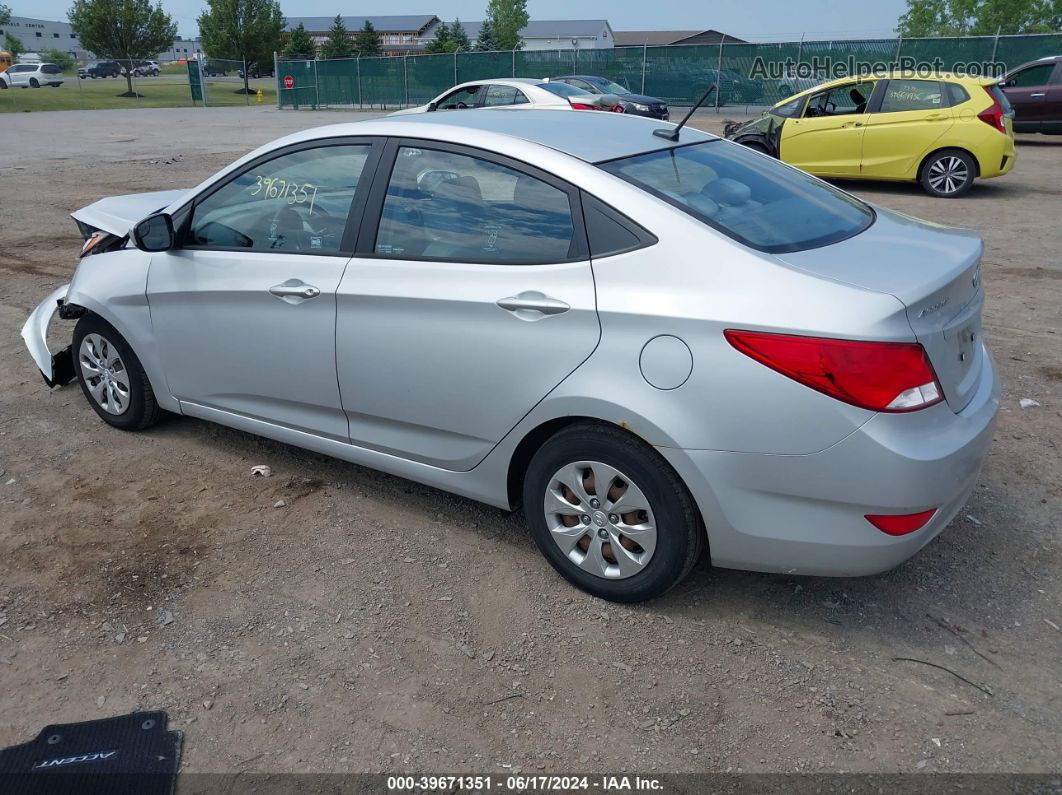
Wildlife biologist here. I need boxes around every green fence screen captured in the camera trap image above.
[277,32,1062,111]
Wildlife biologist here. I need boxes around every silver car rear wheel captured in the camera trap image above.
[78,333,131,415]
[544,461,657,580]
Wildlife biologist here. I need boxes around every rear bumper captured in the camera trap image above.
[661,348,1000,576]
[978,134,1016,179]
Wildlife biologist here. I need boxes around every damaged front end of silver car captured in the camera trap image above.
[21,220,129,388]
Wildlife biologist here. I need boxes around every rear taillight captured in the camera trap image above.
[569,101,597,110]
[977,86,1007,134]
[724,330,944,413]
[865,510,937,536]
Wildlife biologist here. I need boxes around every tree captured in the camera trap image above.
[898,0,1061,36]
[199,0,284,94]
[69,0,177,96]
[451,19,471,52]
[0,5,10,26]
[424,21,453,54]
[283,22,316,59]
[42,48,77,71]
[320,14,353,59]
[474,17,498,51]
[484,0,528,51]
[353,19,381,57]
[3,32,22,60]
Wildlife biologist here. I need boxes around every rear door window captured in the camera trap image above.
[879,79,945,112]
[600,140,873,253]
[482,85,526,106]
[373,145,577,263]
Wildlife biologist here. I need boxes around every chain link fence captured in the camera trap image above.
[0,57,276,112]
[275,32,1062,112]
[186,58,277,107]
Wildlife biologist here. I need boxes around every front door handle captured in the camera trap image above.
[497,291,570,320]
[841,121,863,128]
[1030,92,1046,97]
[269,279,320,303]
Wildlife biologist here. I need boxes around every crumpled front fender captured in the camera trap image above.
[20,284,75,387]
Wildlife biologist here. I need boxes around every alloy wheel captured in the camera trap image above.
[543,461,657,580]
[927,156,969,195]
[78,333,130,415]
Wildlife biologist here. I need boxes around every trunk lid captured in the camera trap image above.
[71,189,187,237]
[775,207,985,412]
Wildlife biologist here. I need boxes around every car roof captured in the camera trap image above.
[298,109,713,164]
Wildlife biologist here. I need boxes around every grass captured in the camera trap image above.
[0,74,276,113]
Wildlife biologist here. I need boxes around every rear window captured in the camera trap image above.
[600,140,873,253]
[41,64,61,74]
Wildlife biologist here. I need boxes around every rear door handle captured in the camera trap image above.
[269,279,320,302]
[497,291,570,320]
[1030,92,1046,97]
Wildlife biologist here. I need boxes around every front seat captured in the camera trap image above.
[849,87,867,114]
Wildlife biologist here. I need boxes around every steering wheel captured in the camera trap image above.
[456,101,468,109]
[267,205,307,251]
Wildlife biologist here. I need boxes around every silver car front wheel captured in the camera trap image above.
[73,315,162,431]
[78,332,131,415]
[544,461,657,580]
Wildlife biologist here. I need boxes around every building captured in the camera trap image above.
[283,15,440,55]
[0,15,88,60]
[0,15,202,63]
[612,29,745,47]
[439,20,614,51]
[159,38,203,63]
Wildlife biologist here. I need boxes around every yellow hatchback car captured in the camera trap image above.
[727,72,1016,197]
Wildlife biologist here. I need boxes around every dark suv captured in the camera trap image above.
[239,62,275,79]
[549,74,669,119]
[79,60,122,79]
[1000,55,1062,135]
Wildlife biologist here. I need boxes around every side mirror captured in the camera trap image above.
[132,213,174,252]
[427,101,438,112]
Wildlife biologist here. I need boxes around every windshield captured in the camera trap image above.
[593,78,630,94]
[600,141,874,253]
[539,82,585,98]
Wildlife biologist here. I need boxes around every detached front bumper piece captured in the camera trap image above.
[20,283,76,388]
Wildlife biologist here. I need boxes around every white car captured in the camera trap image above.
[390,78,621,116]
[3,62,64,88]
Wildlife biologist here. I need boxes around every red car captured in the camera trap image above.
[1000,55,1062,135]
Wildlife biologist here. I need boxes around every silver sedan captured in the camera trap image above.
[22,110,999,602]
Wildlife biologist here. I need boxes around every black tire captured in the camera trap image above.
[73,315,162,431]
[523,423,705,603]
[740,140,769,155]
[920,149,977,198]
[29,78,39,88]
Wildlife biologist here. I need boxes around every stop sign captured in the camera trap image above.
[283,74,294,90]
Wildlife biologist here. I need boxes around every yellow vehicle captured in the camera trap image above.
[727,72,1016,197]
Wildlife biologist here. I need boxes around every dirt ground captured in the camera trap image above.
[0,107,1059,777]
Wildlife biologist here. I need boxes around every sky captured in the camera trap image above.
[22,0,910,41]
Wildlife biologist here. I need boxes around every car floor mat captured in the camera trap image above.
[0,711,182,795]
